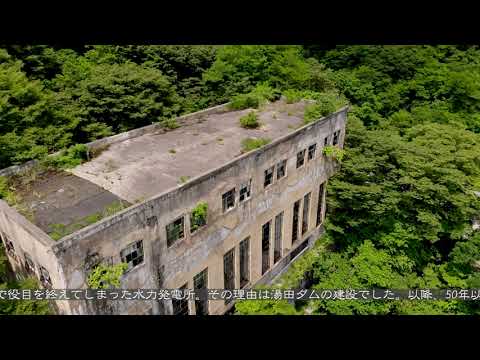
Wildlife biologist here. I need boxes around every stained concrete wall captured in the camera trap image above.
[0,201,72,314]
[50,107,348,315]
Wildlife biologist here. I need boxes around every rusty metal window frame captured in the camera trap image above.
[172,283,189,315]
[239,179,252,202]
[120,240,144,270]
[193,268,209,315]
[307,143,317,161]
[276,159,287,180]
[296,149,306,168]
[166,217,185,247]
[223,248,235,305]
[264,166,274,188]
[222,188,236,213]
[239,237,250,288]
[261,220,271,275]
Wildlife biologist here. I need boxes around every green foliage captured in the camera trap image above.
[87,262,128,289]
[41,144,89,169]
[303,92,347,124]
[0,176,16,205]
[239,111,260,129]
[229,83,279,110]
[241,137,271,153]
[190,201,208,232]
[48,201,128,240]
[179,176,190,184]
[322,145,346,162]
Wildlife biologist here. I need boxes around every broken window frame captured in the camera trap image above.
[239,179,252,203]
[172,283,189,315]
[222,188,236,213]
[274,211,283,264]
[296,149,306,168]
[264,166,274,188]
[1,233,16,259]
[39,265,52,288]
[292,199,301,243]
[333,130,341,145]
[276,159,287,180]
[24,252,36,276]
[316,183,325,227]
[307,143,317,161]
[166,217,185,247]
[239,237,250,288]
[261,220,271,275]
[120,240,145,271]
[223,248,235,305]
[302,192,311,235]
[193,268,209,315]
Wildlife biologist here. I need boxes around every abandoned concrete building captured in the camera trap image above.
[0,99,348,315]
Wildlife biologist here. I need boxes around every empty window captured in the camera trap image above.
[296,150,306,168]
[274,212,283,264]
[166,217,185,247]
[262,221,271,275]
[276,159,287,180]
[324,136,330,147]
[190,203,207,234]
[24,253,35,276]
[239,180,252,202]
[193,268,208,315]
[316,183,325,227]
[308,144,317,161]
[1,233,16,259]
[239,237,250,288]
[222,189,236,213]
[292,199,301,243]
[333,130,341,145]
[264,166,274,188]
[223,248,235,305]
[302,192,311,235]
[120,240,144,270]
[39,266,52,288]
[172,283,189,315]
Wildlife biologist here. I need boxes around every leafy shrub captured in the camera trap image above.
[239,111,260,129]
[241,137,271,153]
[303,92,348,124]
[161,118,180,129]
[0,176,15,205]
[229,83,279,110]
[42,144,89,169]
[190,201,208,233]
[323,145,346,162]
[87,262,128,289]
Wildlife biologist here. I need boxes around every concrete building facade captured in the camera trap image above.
[0,100,348,315]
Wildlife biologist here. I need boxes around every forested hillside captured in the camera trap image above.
[1,45,479,315]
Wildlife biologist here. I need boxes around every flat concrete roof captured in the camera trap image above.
[12,99,309,237]
[72,99,308,203]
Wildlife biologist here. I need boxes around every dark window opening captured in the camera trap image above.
[262,221,271,275]
[120,240,144,270]
[222,188,236,212]
[239,180,252,202]
[333,130,341,145]
[264,166,274,188]
[276,160,287,179]
[1,233,16,259]
[194,268,208,315]
[302,193,311,235]
[308,144,317,161]
[324,136,329,146]
[316,183,325,227]
[239,237,250,288]
[274,212,283,264]
[290,239,309,260]
[223,248,235,305]
[292,200,301,243]
[166,217,185,247]
[24,253,35,276]
[296,150,306,168]
[39,266,52,288]
[172,283,189,315]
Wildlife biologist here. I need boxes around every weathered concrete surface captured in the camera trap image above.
[72,101,307,203]
[12,171,126,234]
